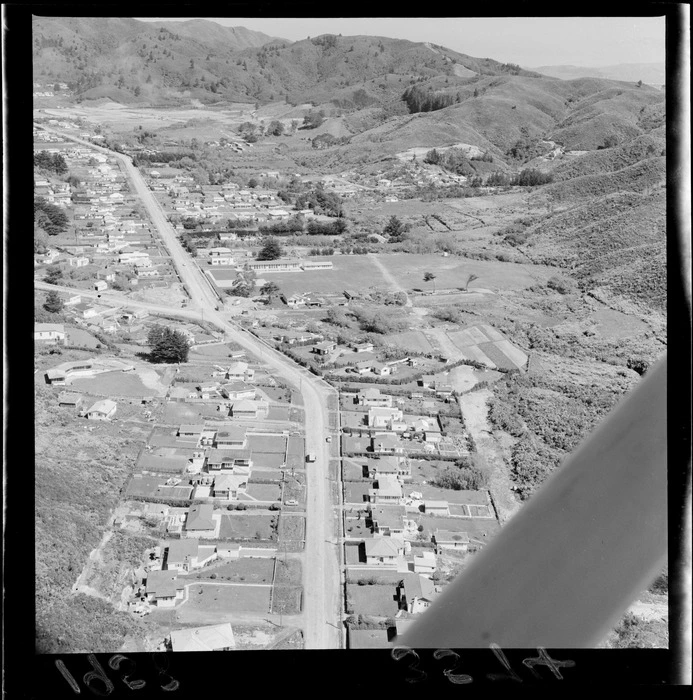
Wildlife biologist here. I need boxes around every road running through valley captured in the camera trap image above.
[34,125,342,648]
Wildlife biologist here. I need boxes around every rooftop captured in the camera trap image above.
[170,623,236,652]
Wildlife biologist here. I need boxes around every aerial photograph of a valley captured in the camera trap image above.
[31,14,674,656]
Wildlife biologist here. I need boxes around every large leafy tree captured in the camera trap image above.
[43,290,64,314]
[149,326,190,364]
[257,237,282,261]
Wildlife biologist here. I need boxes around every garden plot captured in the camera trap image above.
[446,324,528,370]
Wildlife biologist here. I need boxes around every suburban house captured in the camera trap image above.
[369,475,404,505]
[178,424,205,442]
[370,362,393,377]
[413,550,437,575]
[370,505,409,538]
[205,448,252,472]
[184,503,218,539]
[368,456,411,480]
[34,323,66,345]
[57,392,84,408]
[215,426,247,449]
[419,375,436,389]
[351,341,375,353]
[144,570,185,607]
[212,474,248,499]
[164,539,217,572]
[371,435,405,454]
[364,537,404,565]
[73,302,99,319]
[85,399,117,420]
[359,388,393,408]
[434,529,470,552]
[368,407,404,429]
[220,382,256,400]
[398,574,442,614]
[313,341,336,356]
[226,362,254,381]
[94,280,108,291]
[170,623,236,652]
[230,400,266,419]
[424,500,450,516]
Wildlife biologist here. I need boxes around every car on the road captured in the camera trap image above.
[326,436,332,443]
[306,453,316,463]
[284,499,298,506]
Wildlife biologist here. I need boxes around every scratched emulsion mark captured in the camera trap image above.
[54,652,181,694]
[391,644,576,684]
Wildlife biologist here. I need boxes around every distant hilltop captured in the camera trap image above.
[528,62,665,87]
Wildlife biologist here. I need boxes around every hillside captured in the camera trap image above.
[531,62,665,87]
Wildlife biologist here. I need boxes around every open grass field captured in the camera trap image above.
[191,342,244,357]
[70,370,158,397]
[184,583,271,614]
[347,569,407,585]
[375,253,558,292]
[191,558,274,583]
[245,483,282,502]
[345,482,371,504]
[66,327,101,349]
[346,583,400,617]
[218,513,277,540]
[277,515,305,543]
[382,330,436,353]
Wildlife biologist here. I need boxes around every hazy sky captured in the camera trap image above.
[136,16,666,67]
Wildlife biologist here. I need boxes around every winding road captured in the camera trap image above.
[35,124,342,649]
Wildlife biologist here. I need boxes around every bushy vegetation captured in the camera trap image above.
[611,612,668,648]
[424,147,476,177]
[430,455,490,490]
[35,196,69,235]
[295,187,344,217]
[34,150,68,175]
[402,84,459,113]
[488,370,635,499]
[147,325,190,363]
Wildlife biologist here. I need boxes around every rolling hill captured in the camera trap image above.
[530,62,665,87]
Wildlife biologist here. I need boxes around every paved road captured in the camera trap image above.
[34,126,343,648]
